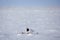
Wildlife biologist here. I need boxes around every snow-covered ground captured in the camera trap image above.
[0,7,60,40]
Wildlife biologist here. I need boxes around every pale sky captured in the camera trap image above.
[0,0,60,7]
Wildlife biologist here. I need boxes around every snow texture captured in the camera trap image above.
[0,7,60,40]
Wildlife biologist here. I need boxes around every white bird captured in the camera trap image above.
[17,27,39,36]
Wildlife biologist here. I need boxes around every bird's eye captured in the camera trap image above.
[27,28,29,31]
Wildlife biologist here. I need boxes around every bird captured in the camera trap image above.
[17,27,39,36]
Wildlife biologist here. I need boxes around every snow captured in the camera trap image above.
[0,7,60,40]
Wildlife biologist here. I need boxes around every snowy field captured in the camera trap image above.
[0,7,60,40]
